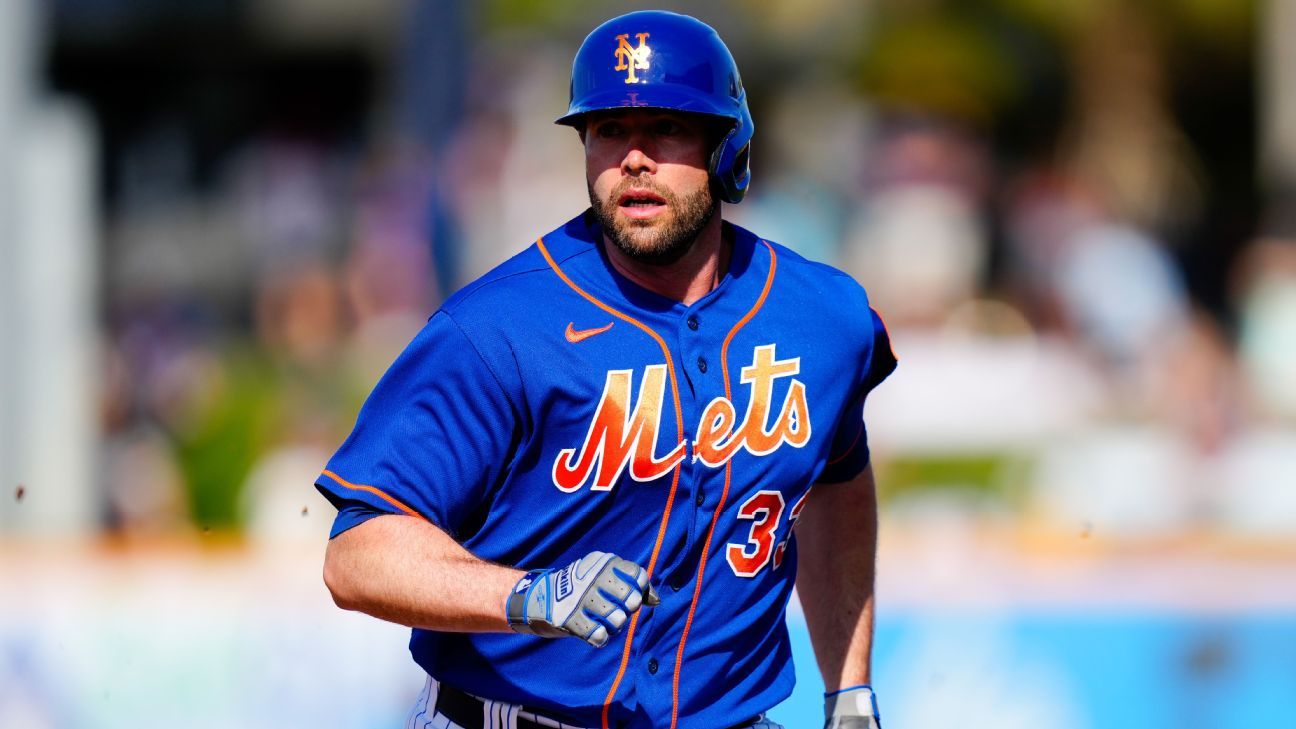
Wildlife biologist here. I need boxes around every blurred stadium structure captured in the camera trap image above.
[1,0,1295,727]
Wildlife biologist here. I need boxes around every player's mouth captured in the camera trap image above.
[618,188,668,220]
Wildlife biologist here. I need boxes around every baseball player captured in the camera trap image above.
[317,10,894,729]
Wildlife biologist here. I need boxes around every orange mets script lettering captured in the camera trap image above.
[552,365,684,492]
[552,344,811,492]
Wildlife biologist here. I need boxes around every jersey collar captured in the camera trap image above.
[552,209,759,317]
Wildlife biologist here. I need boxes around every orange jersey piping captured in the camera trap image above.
[320,469,422,519]
[825,420,864,466]
[669,240,777,729]
[534,237,687,729]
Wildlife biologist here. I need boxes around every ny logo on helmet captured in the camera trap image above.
[613,33,651,84]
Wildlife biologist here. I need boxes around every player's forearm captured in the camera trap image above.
[795,465,878,690]
[323,514,522,632]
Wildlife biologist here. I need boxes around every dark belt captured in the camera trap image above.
[434,681,575,729]
[434,680,761,729]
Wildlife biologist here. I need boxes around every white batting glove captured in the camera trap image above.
[505,551,660,648]
[824,685,881,729]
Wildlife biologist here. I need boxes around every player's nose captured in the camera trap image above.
[620,131,658,175]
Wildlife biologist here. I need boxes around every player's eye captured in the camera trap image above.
[594,121,626,139]
[654,119,684,136]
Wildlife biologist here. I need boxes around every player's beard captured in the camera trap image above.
[589,176,717,267]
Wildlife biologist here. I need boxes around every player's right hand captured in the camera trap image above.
[506,551,660,648]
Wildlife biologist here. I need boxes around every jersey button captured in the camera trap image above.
[695,491,705,506]
[696,356,707,373]
[687,315,699,331]
[648,658,659,674]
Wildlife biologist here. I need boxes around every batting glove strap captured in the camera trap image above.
[505,569,552,636]
[824,685,881,729]
[504,551,659,648]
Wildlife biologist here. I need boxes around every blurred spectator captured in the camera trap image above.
[99,301,217,537]
[841,117,992,328]
[242,443,336,544]
[1233,238,1296,421]
[240,262,365,539]
[102,423,191,539]
[729,76,871,263]
[1053,221,1189,378]
[1151,309,1241,454]
[1215,427,1296,536]
[230,139,350,274]
[16,0,1274,545]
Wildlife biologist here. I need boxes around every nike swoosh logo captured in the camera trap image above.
[565,321,614,343]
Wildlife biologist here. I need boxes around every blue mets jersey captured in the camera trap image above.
[316,211,896,728]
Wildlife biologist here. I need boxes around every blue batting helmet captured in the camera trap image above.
[557,10,754,204]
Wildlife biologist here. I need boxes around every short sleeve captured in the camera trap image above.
[816,308,897,484]
[315,311,521,538]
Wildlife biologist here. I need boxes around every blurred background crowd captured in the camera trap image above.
[2,1,1295,727]
[5,0,1293,542]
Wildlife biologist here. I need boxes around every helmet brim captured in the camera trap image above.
[555,84,742,127]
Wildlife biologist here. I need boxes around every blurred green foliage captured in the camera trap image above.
[169,342,368,531]
[858,9,1020,124]
[875,451,1032,507]
[171,348,282,531]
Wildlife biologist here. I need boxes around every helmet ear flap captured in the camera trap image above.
[709,107,753,204]
[709,139,750,204]
[708,124,733,200]
[729,142,752,192]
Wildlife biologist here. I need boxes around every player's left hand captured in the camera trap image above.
[506,551,660,648]
[824,685,881,729]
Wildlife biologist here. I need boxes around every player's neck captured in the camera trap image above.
[603,213,729,306]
